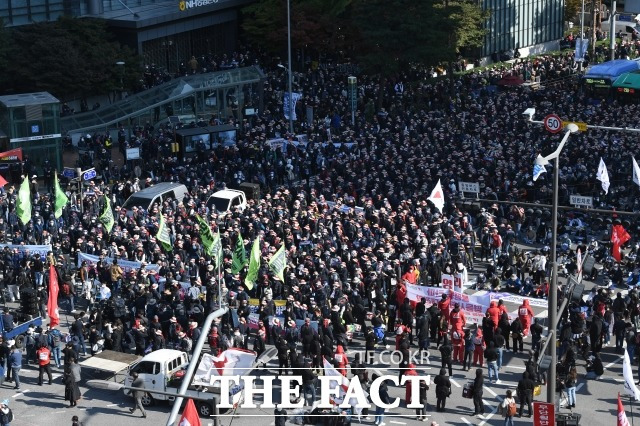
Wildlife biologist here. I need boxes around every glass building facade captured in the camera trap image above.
[482,0,564,57]
[0,92,62,171]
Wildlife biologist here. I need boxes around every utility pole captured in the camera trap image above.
[591,0,597,59]
[286,0,294,134]
[579,0,585,72]
[610,0,617,61]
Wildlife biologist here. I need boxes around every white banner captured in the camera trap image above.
[623,350,640,401]
[283,92,303,121]
[0,244,52,260]
[406,284,517,325]
[480,292,549,308]
[77,252,159,274]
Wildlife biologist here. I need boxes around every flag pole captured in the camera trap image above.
[631,394,635,426]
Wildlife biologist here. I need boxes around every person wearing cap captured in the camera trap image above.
[110,259,124,294]
[0,399,12,425]
[152,329,166,351]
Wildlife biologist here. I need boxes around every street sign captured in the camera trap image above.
[570,194,593,208]
[533,401,554,426]
[458,181,480,193]
[82,168,96,181]
[62,168,76,179]
[543,114,563,133]
[563,121,588,132]
[126,147,140,160]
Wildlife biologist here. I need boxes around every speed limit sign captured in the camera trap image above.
[543,114,563,134]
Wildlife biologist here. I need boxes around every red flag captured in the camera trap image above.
[47,265,60,328]
[0,175,7,188]
[619,393,631,426]
[178,399,201,426]
[612,224,631,262]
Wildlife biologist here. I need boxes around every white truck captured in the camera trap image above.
[123,349,243,417]
[206,189,247,215]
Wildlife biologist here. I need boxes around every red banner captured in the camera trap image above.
[612,224,632,262]
[533,401,554,426]
[47,265,60,328]
[0,148,22,162]
[619,393,631,426]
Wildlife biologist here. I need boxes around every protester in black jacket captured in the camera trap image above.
[517,372,535,417]
[417,312,431,351]
[439,335,453,376]
[434,368,452,412]
[472,368,484,416]
[511,317,524,353]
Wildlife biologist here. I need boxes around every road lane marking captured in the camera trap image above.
[460,418,472,425]
[107,404,119,407]
[390,421,406,425]
[450,378,461,388]
[605,355,624,369]
[483,386,498,397]
[576,383,584,392]
[12,389,29,397]
[54,410,67,414]
[535,310,548,318]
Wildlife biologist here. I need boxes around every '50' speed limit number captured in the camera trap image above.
[543,114,563,134]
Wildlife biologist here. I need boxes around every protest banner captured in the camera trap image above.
[77,252,160,273]
[0,244,52,260]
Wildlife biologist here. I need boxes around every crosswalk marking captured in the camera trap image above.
[450,378,462,388]
[460,417,473,425]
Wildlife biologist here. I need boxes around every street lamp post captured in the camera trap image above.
[116,61,125,101]
[286,0,294,134]
[534,122,579,405]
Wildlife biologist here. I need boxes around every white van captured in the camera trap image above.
[206,189,247,215]
[122,183,189,216]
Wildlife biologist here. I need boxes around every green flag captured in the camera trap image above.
[156,213,172,252]
[244,237,261,290]
[269,244,287,281]
[196,214,215,256]
[99,195,114,233]
[231,233,247,274]
[53,173,68,219]
[16,176,31,225]
[211,230,223,268]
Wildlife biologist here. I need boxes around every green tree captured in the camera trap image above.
[352,0,488,75]
[242,0,352,55]
[565,0,581,23]
[1,18,140,100]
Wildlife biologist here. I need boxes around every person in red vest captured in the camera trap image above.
[450,303,466,333]
[497,300,509,316]
[396,280,408,306]
[402,265,418,285]
[486,301,501,329]
[404,363,419,410]
[518,299,534,337]
[438,294,451,323]
[451,329,464,363]
[473,328,485,367]
[335,344,349,377]
[36,344,53,385]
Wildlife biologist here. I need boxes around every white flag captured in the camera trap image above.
[427,179,445,213]
[533,162,546,182]
[194,348,257,385]
[633,156,640,188]
[576,248,583,277]
[596,157,610,194]
[623,350,640,401]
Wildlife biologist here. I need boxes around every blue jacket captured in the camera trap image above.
[9,350,21,368]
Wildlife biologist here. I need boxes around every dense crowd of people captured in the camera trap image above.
[0,47,637,424]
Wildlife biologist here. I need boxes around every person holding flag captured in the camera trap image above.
[231,233,247,274]
[156,213,173,252]
[245,237,261,291]
[269,244,287,281]
[99,195,114,234]
[16,175,31,225]
[53,173,69,219]
[612,221,631,262]
[596,157,610,194]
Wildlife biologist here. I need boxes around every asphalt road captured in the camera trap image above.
[0,253,633,426]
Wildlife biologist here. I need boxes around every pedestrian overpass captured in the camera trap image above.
[60,66,266,135]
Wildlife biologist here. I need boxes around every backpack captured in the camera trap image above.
[0,408,13,424]
[492,234,501,248]
[61,283,71,296]
[506,401,517,417]
[50,330,62,346]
